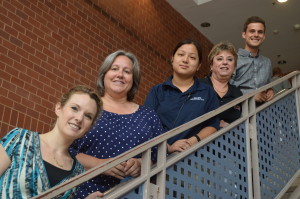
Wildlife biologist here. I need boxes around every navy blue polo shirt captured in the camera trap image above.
[144,76,220,144]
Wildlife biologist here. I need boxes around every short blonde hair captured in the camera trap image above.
[208,41,238,67]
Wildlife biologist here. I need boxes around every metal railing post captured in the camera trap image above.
[141,149,152,199]
[249,96,261,199]
[156,141,167,199]
[242,99,254,199]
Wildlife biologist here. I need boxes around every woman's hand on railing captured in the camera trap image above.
[168,139,192,153]
[220,120,229,128]
[103,160,126,180]
[84,191,103,199]
[124,158,141,177]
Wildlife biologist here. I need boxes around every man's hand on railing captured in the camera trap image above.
[266,88,274,101]
[124,158,141,177]
[255,92,268,102]
[255,88,274,103]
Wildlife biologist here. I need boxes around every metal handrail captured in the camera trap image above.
[32,70,300,199]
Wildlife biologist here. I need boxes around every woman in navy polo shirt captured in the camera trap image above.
[144,39,220,153]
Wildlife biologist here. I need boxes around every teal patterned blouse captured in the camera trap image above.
[0,128,84,198]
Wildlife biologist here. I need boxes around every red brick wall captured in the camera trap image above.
[0,0,213,138]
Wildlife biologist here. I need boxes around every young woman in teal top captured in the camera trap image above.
[0,85,103,199]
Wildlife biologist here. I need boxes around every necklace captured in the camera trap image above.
[211,77,228,93]
[213,84,228,93]
[53,153,64,168]
[42,134,73,168]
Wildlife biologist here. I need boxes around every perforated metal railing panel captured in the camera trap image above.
[257,93,300,199]
[118,185,143,199]
[165,124,249,199]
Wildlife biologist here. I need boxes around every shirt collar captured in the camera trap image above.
[162,75,175,87]
[162,76,204,92]
[238,48,260,58]
[204,75,235,98]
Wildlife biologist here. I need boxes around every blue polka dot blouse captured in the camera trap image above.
[69,105,163,197]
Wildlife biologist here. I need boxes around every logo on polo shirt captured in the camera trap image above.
[190,97,204,101]
[234,105,241,111]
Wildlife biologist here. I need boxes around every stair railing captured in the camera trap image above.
[32,71,300,199]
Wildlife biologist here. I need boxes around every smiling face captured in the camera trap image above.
[172,44,200,78]
[242,22,266,51]
[55,93,97,140]
[210,50,236,80]
[103,55,133,98]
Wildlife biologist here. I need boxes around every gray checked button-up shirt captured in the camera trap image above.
[230,48,272,94]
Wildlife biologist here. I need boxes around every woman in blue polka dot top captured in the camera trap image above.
[69,50,164,198]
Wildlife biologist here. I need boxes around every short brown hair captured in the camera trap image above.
[243,16,266,32]
[208,41,238,67]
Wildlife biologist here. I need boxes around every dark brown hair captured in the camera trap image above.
[172,39,203,65]
[243,16,266,32]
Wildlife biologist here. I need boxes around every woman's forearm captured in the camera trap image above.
[76,153,108,170]
[0,145,11,177]
[188,126,217,146]
[198,126,217,140]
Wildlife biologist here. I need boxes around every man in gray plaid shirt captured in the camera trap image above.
[230,16,274,103]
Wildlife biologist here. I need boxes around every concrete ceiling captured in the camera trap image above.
[166,0,300,73]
